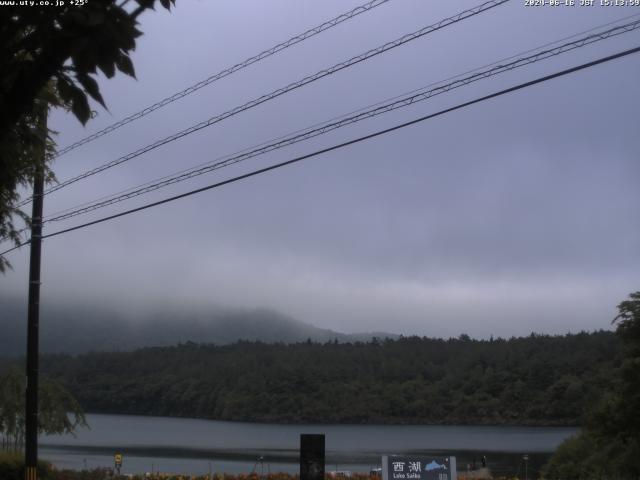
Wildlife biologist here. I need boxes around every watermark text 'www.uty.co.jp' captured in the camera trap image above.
[0,0,88,7]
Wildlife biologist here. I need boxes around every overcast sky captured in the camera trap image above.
[2,0,639,338]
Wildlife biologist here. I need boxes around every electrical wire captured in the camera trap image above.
[41,18,640,224]
[5,12,640,243]
[17,0,509,207]
[41,11,640,221]
[3,44,638,258]
[54,0,394,158]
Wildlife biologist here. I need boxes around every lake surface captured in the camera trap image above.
[40,414,577,477]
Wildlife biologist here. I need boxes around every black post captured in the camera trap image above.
[300,434,325,480]
[25,105,46,480]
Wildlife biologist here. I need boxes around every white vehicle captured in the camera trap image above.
[328,470,352,478]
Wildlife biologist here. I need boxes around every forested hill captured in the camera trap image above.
[35,331,619,426]
[0,295,395,356]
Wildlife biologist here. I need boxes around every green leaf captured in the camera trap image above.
[70,41,97,74]
[86,10,106,27]
[115,53,136,78]
[69,85,91,124]
[97,59,116,79]
[135,0,156,9]
[76,73,106,109]
[56,76,75,105]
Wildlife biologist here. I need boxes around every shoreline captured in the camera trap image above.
[75,411,581,429]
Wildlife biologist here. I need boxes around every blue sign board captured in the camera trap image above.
[382,455,457,480]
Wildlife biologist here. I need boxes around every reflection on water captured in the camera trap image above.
[40,414,577,477]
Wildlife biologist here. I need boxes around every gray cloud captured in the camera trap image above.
[3,0,639,339]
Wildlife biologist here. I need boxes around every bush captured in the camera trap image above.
[0,452,54,480]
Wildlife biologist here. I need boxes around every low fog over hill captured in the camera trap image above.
[0,295,396,357]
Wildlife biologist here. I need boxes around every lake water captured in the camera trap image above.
[40,414,577,477]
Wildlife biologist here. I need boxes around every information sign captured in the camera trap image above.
[382,455,456,480]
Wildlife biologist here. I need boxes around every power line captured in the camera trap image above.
[17,0,509,207]
[6,14,636,247]
[42,12,640,222]
[41,18,640,224]
[3,44,638,258]
[54,0,393,158]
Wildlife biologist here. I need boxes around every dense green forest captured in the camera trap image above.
[26,331,619,426]
[542,292,640,479]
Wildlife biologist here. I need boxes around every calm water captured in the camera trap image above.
[39,414,577,477]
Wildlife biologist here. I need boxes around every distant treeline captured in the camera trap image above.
[33,331,618,425]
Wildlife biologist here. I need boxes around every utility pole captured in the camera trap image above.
[25,103,47,480]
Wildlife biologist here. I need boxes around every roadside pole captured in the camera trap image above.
[25,103,47,480]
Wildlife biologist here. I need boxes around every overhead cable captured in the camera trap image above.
[54,0,393,158]
[3,44,638,258]
[42,12,640,223]
[42,18,640,223]
[18,0,509,207]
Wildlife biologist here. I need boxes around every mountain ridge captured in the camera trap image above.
[0,295,397,357]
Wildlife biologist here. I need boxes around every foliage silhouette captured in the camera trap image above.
[0,0,176,271]
[28,330,621,426]
[0,368,87,453]
[542,291,640,479]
